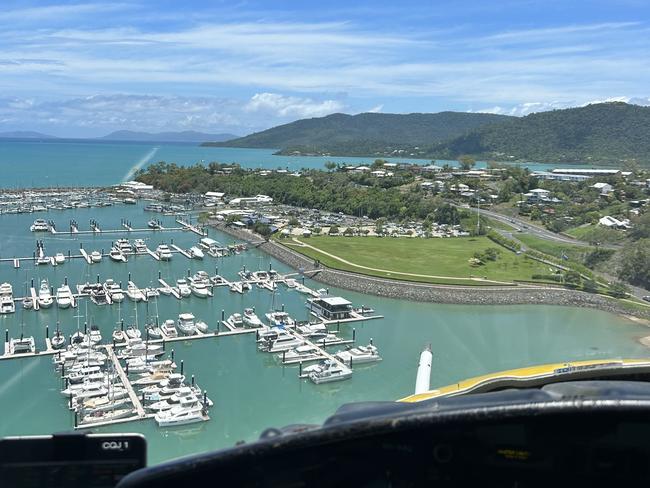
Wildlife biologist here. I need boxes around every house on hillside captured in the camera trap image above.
[598,215,631,229]
[591,182,613,196]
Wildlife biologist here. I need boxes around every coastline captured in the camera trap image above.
[212,222,650,320]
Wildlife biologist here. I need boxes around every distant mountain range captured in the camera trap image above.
[202,112,511,157]
[203,102,650,164]
[100,130,238,143]
[0,131,57,139]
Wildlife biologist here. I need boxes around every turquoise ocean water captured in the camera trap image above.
[0,139,577,188]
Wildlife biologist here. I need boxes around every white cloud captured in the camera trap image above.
[244,93,345,118]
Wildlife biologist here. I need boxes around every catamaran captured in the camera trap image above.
[9,336,35,355]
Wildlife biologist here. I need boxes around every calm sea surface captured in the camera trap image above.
[0,139,579,188]
[0,141,644,465]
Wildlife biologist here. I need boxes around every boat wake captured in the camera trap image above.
[122,147,159,182]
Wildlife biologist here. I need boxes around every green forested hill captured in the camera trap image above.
[202,111,511,156]
[426,102,650,164]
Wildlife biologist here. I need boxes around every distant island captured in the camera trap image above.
[203,102,650,165]
[100,130,239,143]
[0,131,57,139]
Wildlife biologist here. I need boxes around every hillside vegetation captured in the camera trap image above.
[427,102,650,164]
[202,112,511,156]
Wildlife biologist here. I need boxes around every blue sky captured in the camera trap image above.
[0,0,649,137]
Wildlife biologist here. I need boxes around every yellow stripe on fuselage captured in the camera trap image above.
[399,358,650,403]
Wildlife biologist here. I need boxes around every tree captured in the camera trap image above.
[617,239,650,289]
[583,279,598,293]
[458,155,476,171]
[288,217,300,227]
[564,270,582,288]
[324,161,337,171]
[434,204,460,225]
[343,227,354,236]
[608,281,630,298]
[329,225,339,235]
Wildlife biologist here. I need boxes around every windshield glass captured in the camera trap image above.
[0,0,649,469]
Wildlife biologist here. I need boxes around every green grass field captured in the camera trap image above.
[281,235,551,286]
[516,233,594,262]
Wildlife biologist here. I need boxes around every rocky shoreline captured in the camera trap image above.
[211,223,650,320]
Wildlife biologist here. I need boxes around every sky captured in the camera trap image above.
[0,0,649,137]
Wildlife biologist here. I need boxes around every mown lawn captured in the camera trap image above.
[281,235,550,286]
[516,233,595,262]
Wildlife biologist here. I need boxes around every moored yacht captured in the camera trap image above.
[9,336,35,355]
[161,319,178,338]
[189,246,204,259]
[133,238,147,253]
[154,404,207,427]
[225,313,243,329]
[90,250,102,263]
[109,248,127,263]
[30,219,49,232]
[0,282,16,314]
[37,279,53,308]
[242,308,263,328]
[156,244,173,261]
[103,279,124,302]
[307,359,353,384]
[177,313,197,336]
[265,311,296,328]
[54,253,66,265]
[55,284,73,309]
[335,343,382,365]
[176,279,191,297]
[189,274,210,298]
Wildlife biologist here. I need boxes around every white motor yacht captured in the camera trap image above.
[90,251,102,263]
[296,322,329,339]
[88,324,102,343]
[54,253,66,264]
[335,343,382,365]
[112,329,127,343]
[280,344,322,362]
[189,274,210,298]
[154,404,207,427]
[284,278,297,288]
[55,284,73,309]
[115,238,132,254]
[133,239,147,253]
[177,313,197,336]
[81,408,134,424]
[30,219,49,232]
[161,319,178,337]
[109,248,127,263]
[242,308,263,328]
[189,246,204,259]
[195,320,209,333]
[156,244,173,261]
[308,360,353,384]
[176,279,191,297]
[126,283,143,302]
[258,330,304,353]
[37,279,53,308]
[0,282,16,314]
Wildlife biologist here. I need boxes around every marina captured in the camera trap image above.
[0,197,647,465]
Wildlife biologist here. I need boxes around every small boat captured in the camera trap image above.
[189,246,204,259]
[22,297,33,310]
[146,324,163,339]
[258,330,304,353]
[54,253,66,264]
[51,330,66,349]
[189,274,210,298]
[126,283,143,302]
[37,279,53,308]
[159,286,172,296]
[9,336,35,354]
[242,308,263,328]
[90,251,102,263]
[145,287,160,299]
[55,284,73,309]
[0,282,16,314]
[112,329,127,343]
[154,404,207,427]
[133,239,147,253]
[308,359,353,384]
[125,325,141,340]
[284,278,297,288]
[177,313,197,336]
[90,287,108,306]
[176,279,191,297]
[148,219,161,229]
[30,219,49,232]
[161,319,178,338]
[79,397,131,414]
[335,343,382,365]
[296,322,328,339]
[109,248,127,263]
[280,344,322,362]
[195,320,209,334]
[123,198,137,204]
[156,244,173,261]
[88,324,102,343]
[71,330,86,344]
